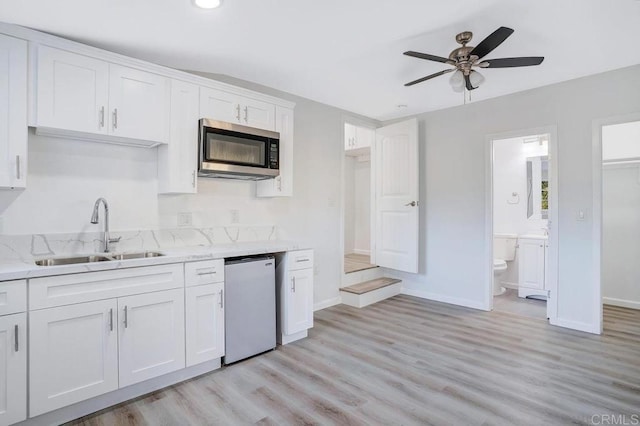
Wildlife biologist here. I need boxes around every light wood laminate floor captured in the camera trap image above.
[493,288,547,320]
[68,296,640,425]
[344,253,376,274]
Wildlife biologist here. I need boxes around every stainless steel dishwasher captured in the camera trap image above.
[224,255,276,364]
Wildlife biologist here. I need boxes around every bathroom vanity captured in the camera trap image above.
[518,235,548,299]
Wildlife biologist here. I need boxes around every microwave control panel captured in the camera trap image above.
[269,141,279,169]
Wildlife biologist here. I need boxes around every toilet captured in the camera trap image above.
[493,234,518,296]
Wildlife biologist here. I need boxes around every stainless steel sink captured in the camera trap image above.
[34,251,164,266]
[109,252,164,260]
[34,255,112,266]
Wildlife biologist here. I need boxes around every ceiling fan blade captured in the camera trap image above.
[470,27,514,59]
[464,74,476,91]
[404,51,453,64]
[404,69,454,87]
[480,57,545,68]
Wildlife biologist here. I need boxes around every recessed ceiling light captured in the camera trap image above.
[193,0,221,9]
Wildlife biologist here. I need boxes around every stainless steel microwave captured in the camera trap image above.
[198,119,280,180]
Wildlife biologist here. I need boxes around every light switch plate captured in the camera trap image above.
[230,209,239,224]
[177,212,192,227]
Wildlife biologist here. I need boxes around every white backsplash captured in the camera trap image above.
[0,225,277,265]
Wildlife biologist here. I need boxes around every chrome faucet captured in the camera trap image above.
[90,198,121,253]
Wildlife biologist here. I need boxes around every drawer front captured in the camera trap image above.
[0,280,27,316]
[185,259,224,287]
[30,264,185,310]
[288,250,314,271]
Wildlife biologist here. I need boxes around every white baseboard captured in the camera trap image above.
[314,296,341,311]
[552,317,600,334]
[603,297,640,310]
[352,249,371,256]
[401,287,488,311]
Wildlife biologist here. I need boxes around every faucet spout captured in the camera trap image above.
[90,198,120,252]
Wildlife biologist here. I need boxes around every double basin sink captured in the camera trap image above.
[35,251,163,266]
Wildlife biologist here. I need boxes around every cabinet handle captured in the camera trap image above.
[99,106,105,128]
[112,108,118,130]
[291,276,296,292]
[15,155,20,180]
[14,324,18,352]
[124,305,128,328]
[296,257,310,263]
[197,270,217,276]
[109,308,114,331]
[244,106,248,123]
[192,170,196,188]
[236,105,241,122]
[219,289,224,309]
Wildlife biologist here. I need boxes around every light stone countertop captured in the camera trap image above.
[0,240,309,282]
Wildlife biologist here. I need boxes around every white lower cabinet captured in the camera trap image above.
[29,299,118,417]
[185,283,225,367]
[118,289,185,387]
[0,313,27,426]
[276,250,314,344]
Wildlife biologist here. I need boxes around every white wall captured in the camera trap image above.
[353,158,370,254]
[386,64,640,331]
[343,156,355,254]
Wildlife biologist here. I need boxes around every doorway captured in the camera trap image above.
[600,118,640,315]
[343,122,376,274]
[486,127,558,324]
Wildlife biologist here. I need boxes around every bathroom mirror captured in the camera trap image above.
[526,155,549,220]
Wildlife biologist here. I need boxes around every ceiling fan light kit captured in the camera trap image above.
[404,26,544,92]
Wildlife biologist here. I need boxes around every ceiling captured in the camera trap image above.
[1,0,639,121]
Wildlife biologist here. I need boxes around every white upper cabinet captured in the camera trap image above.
[108,64,169,144]
[35,46,170,146]
[200,87,275,131]
[257,106,294,197]
[36,45,109,135]
[0,34,27,190]
[158,79,199,194]
[345,122,374,155]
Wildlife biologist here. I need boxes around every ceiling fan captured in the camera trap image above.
[403,27,544,92]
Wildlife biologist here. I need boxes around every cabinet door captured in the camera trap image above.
[519,240,545,290]
[256,106,294,197]
[118,289,185,387]
[241,97,275,131]
[158,79,199,194]
[355,126,374,150]
[29,299,118,416]
[185,283,224,367]
[0,34,27,189]
[199,87,239,123]
[109,64,169,143]
[284,268,314,335]
[36,45,109,136]
[0,313,26,425]
[344,123,356,150]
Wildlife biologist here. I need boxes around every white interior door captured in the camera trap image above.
[373,118,419,273]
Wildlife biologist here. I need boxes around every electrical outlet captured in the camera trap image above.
[230,209,240,224]
[177,212,193,227]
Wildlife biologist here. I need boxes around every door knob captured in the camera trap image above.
[405,201,417,207]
